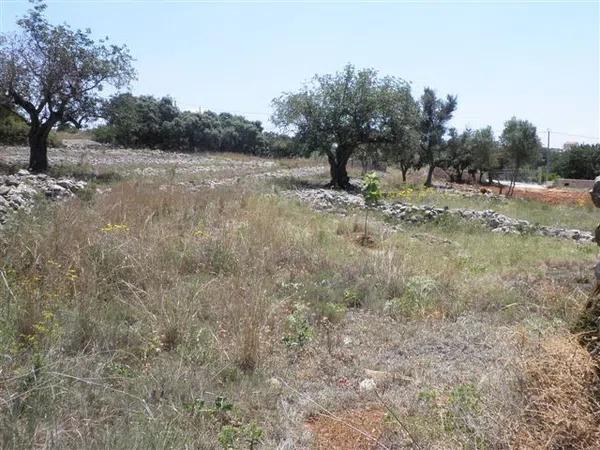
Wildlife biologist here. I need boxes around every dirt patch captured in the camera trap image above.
[454,183,592,206]
[511,187,591,206]
[355,233,378,248]
[306,407,387,449]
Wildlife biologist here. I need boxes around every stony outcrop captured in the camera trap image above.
[289,188,594,243]
[0,169,86,226]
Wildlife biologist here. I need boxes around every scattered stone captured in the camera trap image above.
[5,176,19,186]
[358,378,377,392]
[0,170,87,228]
[287,188,594,243]
[268,377,282,389]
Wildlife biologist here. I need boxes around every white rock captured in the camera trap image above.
[359,378,377,392]
[268,377,281,389]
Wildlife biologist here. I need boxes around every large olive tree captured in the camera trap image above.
[0,1,134,171]
[272,64,416,189]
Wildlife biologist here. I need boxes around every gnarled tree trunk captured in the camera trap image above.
[327,149,351,189]
[27,120,55,172]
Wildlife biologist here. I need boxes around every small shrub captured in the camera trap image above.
[282,304,314,349]
[361,172,383,237]
[384,276,438,318]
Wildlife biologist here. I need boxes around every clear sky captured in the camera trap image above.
[1,0,598,148]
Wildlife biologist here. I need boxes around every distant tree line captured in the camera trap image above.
[551,144,600,180]
[93,93,303,157]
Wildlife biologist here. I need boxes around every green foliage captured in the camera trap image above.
[0,107,62,147]
[218,425,239,449]
[501,117,541,195]
[500,117,541,170]
[282,303,314,349]
[0,0,134,169]
[384,276,438,318]
[444,383,482,435]
[217,422,264,450]
[0,107,28,144]
[184,395,234,418]
[362,172,383,205]
[272,64,417,188]
[470,126,498,176]
[552,143,600,179]
[183,395,263,449]
[262,132,306,158]
[445,128,473,182]
[361,172,383,236]
[419,87,458,186]
[342,288,362,308]
[96,94,269,155]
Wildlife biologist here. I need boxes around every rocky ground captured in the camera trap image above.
[1,141,278,176]
[0,169,86,226]
[0,142,326,227]
[288,187,594,242]
[0,143,592,243]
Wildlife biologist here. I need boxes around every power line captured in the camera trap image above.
[547,130,599,141]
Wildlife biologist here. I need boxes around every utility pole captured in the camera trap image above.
[546,129,551,177]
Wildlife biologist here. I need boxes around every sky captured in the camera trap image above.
[1,0,598,148]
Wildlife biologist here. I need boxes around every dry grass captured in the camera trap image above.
[0,167,598,448]
[512,335,600,449]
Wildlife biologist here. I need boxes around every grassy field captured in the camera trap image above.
[1,158,599,449]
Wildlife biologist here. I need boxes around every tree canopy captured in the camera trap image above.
[96,94,269,155]
[553,144,600,180]
[0,0,134,171]
[419,88,458,186]
[500,117,541,195]
[272,64,417,189]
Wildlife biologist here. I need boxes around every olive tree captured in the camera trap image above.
[272,64,414,189]
[446,128,473,183]
[470,126,498,183]
[0,1,134,171]
[382,87,420,182]
[419,88,457,186]
[500,117,541,196]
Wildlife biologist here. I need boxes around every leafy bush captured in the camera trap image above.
[0,108,29,144]
[282,303,314,348]
[0,107,62,147]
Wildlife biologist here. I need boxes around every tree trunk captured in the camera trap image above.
[424,164,435,187]
[508,167,519,196]
[28,126,50,172]
[456,169,463,183]
[401,166,408,183]
[478,171,484,184]
[328,151,351,189]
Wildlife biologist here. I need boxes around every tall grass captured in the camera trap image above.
[0,177,597,448]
